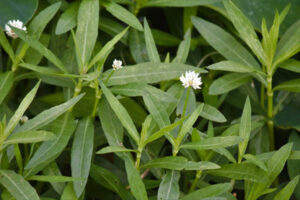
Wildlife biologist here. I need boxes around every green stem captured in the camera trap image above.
[189,170,202,192]
[135,150,142,169]
[173,87,191,156]
[267,73,274,151]
[104,70,115,85]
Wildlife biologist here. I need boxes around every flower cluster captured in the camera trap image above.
[112,59,123,70]
[5,20,27,39]
[180,71,202,89]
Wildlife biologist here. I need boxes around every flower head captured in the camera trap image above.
[112,59,123,70]
[180,71,202,89]
[5,19,27,39]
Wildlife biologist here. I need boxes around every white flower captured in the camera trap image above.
[112,59,123,70]
[5,19,27,39]
[180,71,202,89]
[20,115,28,123]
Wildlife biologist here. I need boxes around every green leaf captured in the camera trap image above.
[14,94,83,133]
[0,71,14,105]
[0,170,39,200]
[0,0,37,27]
[238,97,251,161]
[199,103,227,123]
[273,79,300,93]
[279,59,300,73]
[103,1,143,31]
[124,156,148,200]
[177,104,204,143]
[28,2,61,39]
[55,2,79,35]
[243,154,267,171]
[144,117,186,145]
[129,29,148,63]
[144,18,160,62]
[274,175,300,200]
[143,90,170,128]
[61,183,77,200]
[12,28,67,73]
[0,30,15,61]
[99,81,140,144]
[275,19,300,66]
[180,136,242,150]
[24,113,77,177]
[71,117,94,197]
[181,183,232,200]
[98,98,124,146]
[207,61,261,73]
[209,73,252,95]
[4,130,56,144]
[184,161,220,171]
[208,163,268,183]
[90,164,134,200]
[76,0,99,67]
[223,0,266,65]
[287,132,300,199]
[88,27,129,69]
[141,156,188,170]
[192,17,260,69]
[213,148,236,163]
[144,0,219,7]
[42,162,65,194]
[27,175,81,183]
[158,170,180,200]
[101,62,206,86]
[4,81,40,136]
[173,29,191,63]
[97,146,137,154]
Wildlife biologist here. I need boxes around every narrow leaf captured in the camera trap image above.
[0,71,14,105]
[0,170,39,200]
[71,117,94,197]
[144,18,160,62]
[158,170,180,200]
[140,156,187,170]
[4,130,56,144]
[97,146,138,154]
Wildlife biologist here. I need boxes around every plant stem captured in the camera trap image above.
[135,150,142,169]
[189,170,202,192]
[267,73,274,151]
[173,87,191,156]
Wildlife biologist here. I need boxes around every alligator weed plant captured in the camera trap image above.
[0,0,299,199]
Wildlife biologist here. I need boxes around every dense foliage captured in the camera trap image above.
[0,0,300,199]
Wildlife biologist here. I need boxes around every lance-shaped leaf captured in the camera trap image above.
[88,27,129,69]
[207,163,268,183]
[238,97,251,162]
[0,71,14,105]
[184,161,220,171]
[55,2,79,35]
[71,117,94,197]
[141,156,188,170]
[274,175,300,200]
[192,17,260,69]
[90,164,134,200]
[274,79,300,93]
[97,146,138,154]
[14,94,84,133]
[144,18,160,62]
[27,175,81,183]
[4,130,56,144]
[207,61,262,73]
[12,28,67,73]
[173,29,191,64]
[223,0,266,65]
[4,81,40,136]
[101,62,206,86]
[199,103,226,123]
[0,170,39,200]
[0,30,15,61]
[99,81,140,144]
[124,156,148,200]
[209,73,252,95]
[24,113,77,177]
[158,170,180,200]
[102,1,143,31]
[76,0,99,67]
[181,183,232,200]
[180,136,242,150]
